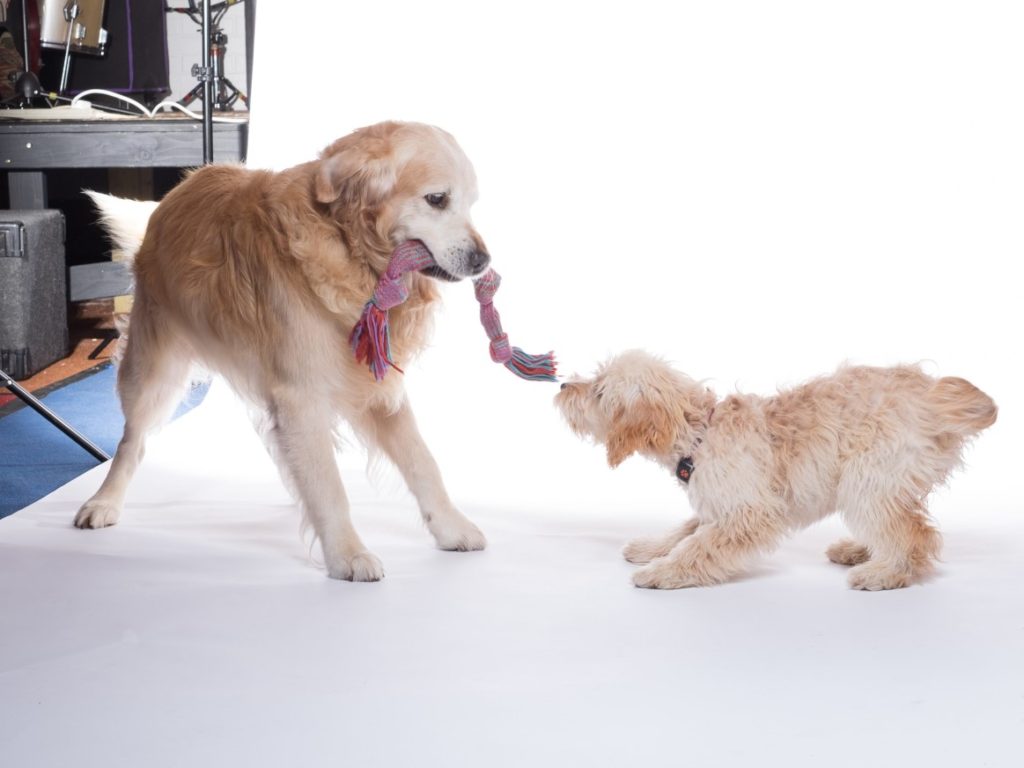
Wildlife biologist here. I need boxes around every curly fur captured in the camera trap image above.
[556,350,996,590]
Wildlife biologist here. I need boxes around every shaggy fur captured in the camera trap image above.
[76,121,494,581]
[556,350,997,590]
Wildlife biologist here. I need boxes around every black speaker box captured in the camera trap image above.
[0,210,68,380]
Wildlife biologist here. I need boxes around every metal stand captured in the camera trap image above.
[87,329,119,360]
[178,26,247,112]
[200,0,213,162]
[2,0,46,107]
[1,367,110,462]
[167,0,251,162]
[58,0,82,95]
[170,0,248,114]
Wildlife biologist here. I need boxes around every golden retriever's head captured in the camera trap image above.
[555,350,716,467]
[315,121,489,280]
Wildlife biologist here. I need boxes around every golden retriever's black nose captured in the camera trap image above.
[469,250,490,274]
[560,382,568,390]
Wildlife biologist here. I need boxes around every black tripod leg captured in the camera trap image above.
[1,368,110,462]
[179,83,204,108]
[87,329,119,361]
[220,77,248,107]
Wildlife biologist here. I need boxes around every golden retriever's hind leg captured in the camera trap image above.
[273,393,382,581]
[362,397,485,552]
[250,407,301,502]
[75,312,192,529]
[623,518,700,564]
[826,538,871,566]
[845,499,941,591]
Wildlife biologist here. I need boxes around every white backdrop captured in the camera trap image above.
[2,5,1022,765]
[248,1,1021,516]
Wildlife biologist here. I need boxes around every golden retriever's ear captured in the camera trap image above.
[315,144,397,206]
[605,403,679,468]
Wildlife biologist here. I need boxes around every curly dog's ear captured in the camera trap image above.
[315,132,398,206]
[606,417,646,467]
[605,404,678,468]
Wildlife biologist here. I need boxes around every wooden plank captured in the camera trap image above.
[8,172,48,208]
[1,121,248,169]
[2,119,244,134]
[69,261,133,302]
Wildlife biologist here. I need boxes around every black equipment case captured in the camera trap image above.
[0,210,68,380]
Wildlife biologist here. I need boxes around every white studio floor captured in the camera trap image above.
[2,382,1022,768]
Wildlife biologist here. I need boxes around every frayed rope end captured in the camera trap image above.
[351,241,558,384]
[504,348,558,382]
[350,301,404,382]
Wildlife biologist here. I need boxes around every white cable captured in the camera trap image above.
[71,88,151,115]
[69,89,245,123]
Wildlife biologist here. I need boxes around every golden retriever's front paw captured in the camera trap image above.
[326,550,384,582]
[429,515,487,552]
[74,499,122,529]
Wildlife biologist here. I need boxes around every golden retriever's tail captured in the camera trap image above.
[926,376,997,438]
[83,190,159,261]
[83,191,160,364]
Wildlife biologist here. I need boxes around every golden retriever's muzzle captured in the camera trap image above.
[420,248,491,282]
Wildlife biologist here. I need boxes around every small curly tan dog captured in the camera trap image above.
[555,350,996,590]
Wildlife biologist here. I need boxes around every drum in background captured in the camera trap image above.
[40,0,107,56]
[40,1,170,105]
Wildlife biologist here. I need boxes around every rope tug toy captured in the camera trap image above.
[350,240,558,383]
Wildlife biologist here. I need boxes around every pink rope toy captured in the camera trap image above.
[350,240,558,383]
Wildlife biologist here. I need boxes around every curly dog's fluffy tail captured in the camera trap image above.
[927,376,997,438]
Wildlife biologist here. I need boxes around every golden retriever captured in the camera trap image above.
[76,121,494,581]
[556,350,996,590]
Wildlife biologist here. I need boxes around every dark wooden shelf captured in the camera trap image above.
[1,115,248,170]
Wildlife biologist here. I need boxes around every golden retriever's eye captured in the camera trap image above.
[425,192,449,210]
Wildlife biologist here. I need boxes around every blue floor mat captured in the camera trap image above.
[0,365,207,518]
